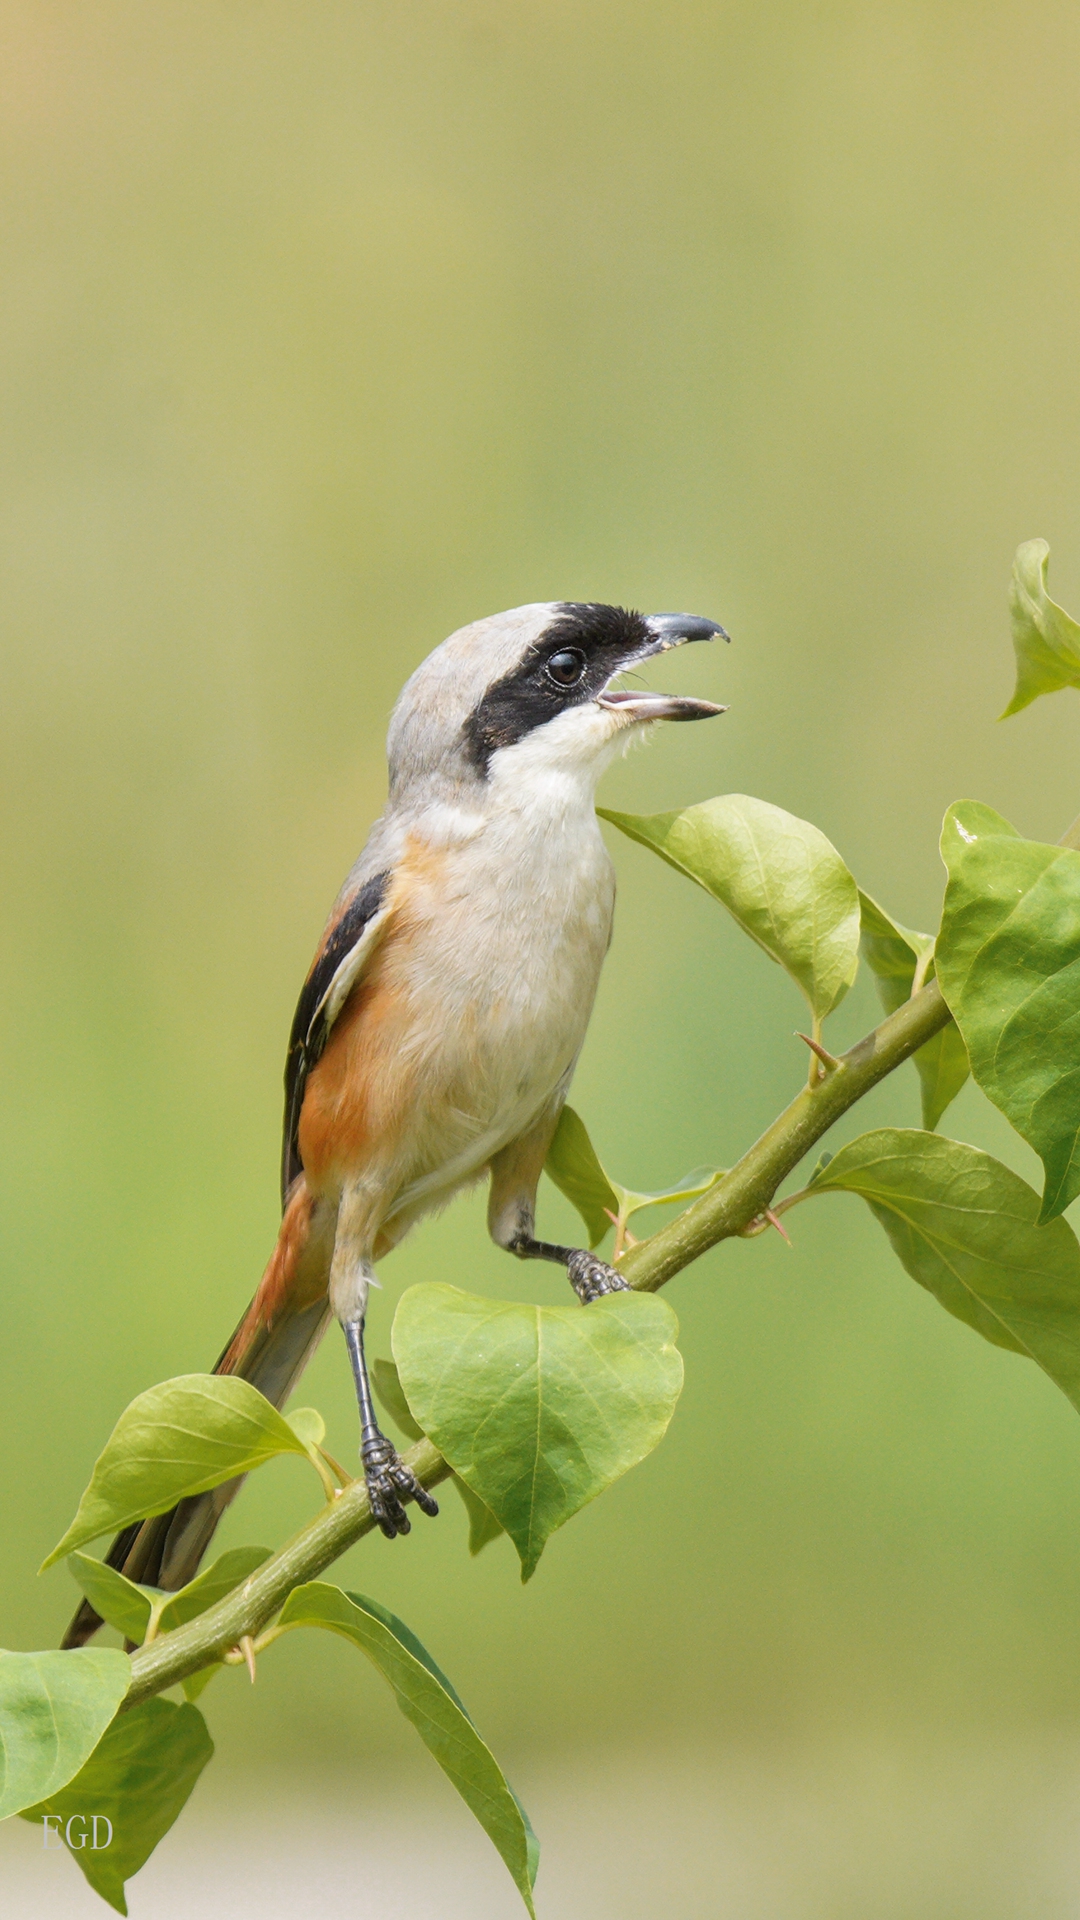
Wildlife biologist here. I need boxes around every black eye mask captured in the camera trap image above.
[462,603,653,774]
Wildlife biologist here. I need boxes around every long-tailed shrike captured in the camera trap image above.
[64,601,725,1648]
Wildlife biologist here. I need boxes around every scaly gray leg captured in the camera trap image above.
[507,1232,631,1305]
[342,1317,439,1538]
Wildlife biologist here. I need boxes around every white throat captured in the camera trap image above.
[484,702,635,819]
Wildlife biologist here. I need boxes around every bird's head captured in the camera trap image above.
[388,601,728,804]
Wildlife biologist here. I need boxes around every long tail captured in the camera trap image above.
[62,1180,332,1649]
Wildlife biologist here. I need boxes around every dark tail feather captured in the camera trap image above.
[62,1184,330,1649]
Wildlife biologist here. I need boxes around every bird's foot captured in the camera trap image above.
[361,1430,439,1539]
[566,1249,632,1305]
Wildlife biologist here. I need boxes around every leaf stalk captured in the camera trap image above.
[122,980,953,1709]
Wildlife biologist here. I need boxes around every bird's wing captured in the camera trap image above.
[281,867,394,1203]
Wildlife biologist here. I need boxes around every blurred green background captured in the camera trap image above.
[5,2,1080,1914]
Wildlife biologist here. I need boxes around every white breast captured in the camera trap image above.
[387,765,615,1210]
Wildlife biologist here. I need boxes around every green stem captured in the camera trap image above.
[806,1013,823,1087]
[910,946,934,997]
[140,1596,169,1647]
[617,978,952,1293]
[125,1442,453,1707]
[123,978,953,1709]
[767,1184,819,1219]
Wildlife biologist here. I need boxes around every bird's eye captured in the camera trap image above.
[545,648,586,687]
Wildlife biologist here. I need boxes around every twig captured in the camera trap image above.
[123,979,953,1709]
[618,979,951,1294]
[125,1441,452,1706]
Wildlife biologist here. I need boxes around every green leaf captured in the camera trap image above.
[858,890,970,1130]
[283,1406,325,1451]
[276,1583,538,1916]
[0,1648,130,1820]
[42,1375,320,1568]
[372,1355,424,1440]
[857,887,933,982]
[156,1546,273,1634]
[66,1544,273,1649]
[393,1284,683,1581]
[937,802,1080,1219]
[600,794,860,1021]
[373,1359,503,1556]
[544,1105,722,1250]
[808,1129,1080,1402]
[67,1556,160,1645]
[20,1699,213,1916]
[1002,539,1080,717]
[455,1476,506,1556]
[619,1167,723,1212]
[543,1106,619,1247]
[912,1021,972,1136]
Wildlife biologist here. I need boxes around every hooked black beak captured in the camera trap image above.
[597,610,730,722]
[642,612,730,652]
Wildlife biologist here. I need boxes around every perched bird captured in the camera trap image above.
[64,600,726,1648]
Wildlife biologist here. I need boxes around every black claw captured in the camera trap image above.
[362,1431,438,1535]
[566,1249,632,1305]
[396,1471,439,1518]
[369,1481,410,1537]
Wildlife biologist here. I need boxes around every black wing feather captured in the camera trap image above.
[280,869,391,1204]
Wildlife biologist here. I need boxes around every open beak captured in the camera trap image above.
[597,689,726,721]
[597,611,730,723]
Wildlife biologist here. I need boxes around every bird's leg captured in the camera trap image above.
[341,1316,438,1537]
[488,1123,631,1306]
[331,1184,438,1539]
[507,1231,630,1305]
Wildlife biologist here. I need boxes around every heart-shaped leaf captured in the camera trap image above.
[808,1129,1080,1402]
[20,1698,213,1916]
[277,1582,538,1916]
[937,802,1080,1220]
[544,1106,721,1252]
[373,1359,503,1555]
[858,891,969,1130]
[600,794,860,1023]
[393,1284,683,1581]
[0,1648,130,1821]
[1002,538,1080,717]
[42,1376,324,1568]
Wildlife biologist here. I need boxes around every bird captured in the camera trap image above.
[63,600,726,1649]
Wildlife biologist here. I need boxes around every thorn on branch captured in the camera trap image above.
[739,1207,791,1244]
[797,1032,842,1076]
[227,1635,258,1683]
